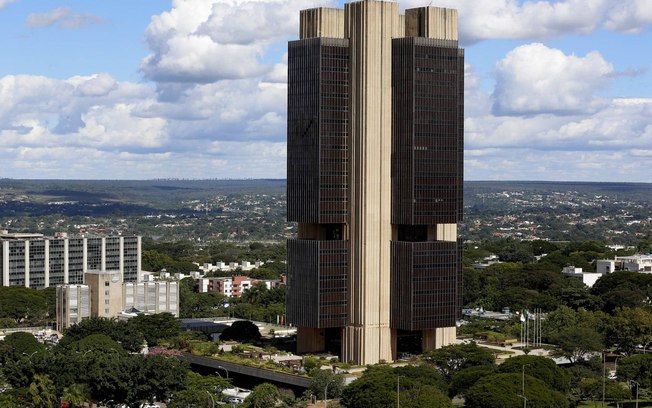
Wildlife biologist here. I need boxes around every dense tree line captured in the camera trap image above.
[142,239,286,274]
[0,286,55,328]
[463,239,652,312]
[179,277,286,323]
[0,315,229,407]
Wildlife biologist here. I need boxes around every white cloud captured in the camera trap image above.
[400,0,652,44]
[26,6,104,29]
[140,0,334,83]
[0,0,17,8]
[0,74,162,149]
[492,43,614,115]
[604,0,652,34]
[2,0,651,182]
[72,73,118,97]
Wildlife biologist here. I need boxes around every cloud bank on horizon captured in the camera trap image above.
[0,0,651,181]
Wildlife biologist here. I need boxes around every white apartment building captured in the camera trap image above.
[0,230,141,288]
[561,266,602,288]
[56,271,179,330]
[596,254,652,274]
[123,280,178,316]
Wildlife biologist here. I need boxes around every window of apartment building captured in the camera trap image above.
[105,299,110,305]
[105,281,110,286]
[105,290,110,295]
[104,308,109,314]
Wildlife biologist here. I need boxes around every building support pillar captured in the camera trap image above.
[297,327,326,354]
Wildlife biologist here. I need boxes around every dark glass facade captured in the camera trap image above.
[392,37,464,225]
[390,239,462,331]
[287,38,349,225]
[286,239,348,328]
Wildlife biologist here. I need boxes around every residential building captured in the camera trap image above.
[597,254,652,274]
[56,271,179,330]
[195,274,286,296]
[561,266,602,288]
[0,230,142,288]
[286,0,464,364]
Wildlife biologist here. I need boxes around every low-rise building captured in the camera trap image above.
[194,275,285,297]
[597,254,652,274]
[561,266,602,288]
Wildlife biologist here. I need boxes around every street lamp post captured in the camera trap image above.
[630,380,640,408]
[324,377,336,408]
[614,356,623,379]
[521,364,531,408]
[603,351,607,407]
[217,365,229,379]
[205,391,215,408]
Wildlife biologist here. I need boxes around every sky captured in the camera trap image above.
[0,0,651,182]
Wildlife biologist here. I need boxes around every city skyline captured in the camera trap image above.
[0,0,651,182]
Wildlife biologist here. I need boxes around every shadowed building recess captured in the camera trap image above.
[287,0,464,365]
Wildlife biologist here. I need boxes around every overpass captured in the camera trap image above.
[178,353,311,390]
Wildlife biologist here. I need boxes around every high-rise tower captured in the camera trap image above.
[287,0,463,365]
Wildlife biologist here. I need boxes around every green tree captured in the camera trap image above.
[616,354,652,387]
[0,286,47,323]
[400,385,451,408]
[220,320,261,342]
[29,374,57,408]
[465,373,568,408]
[341,365,452,408]
[309,370,345,400]
[61,317,145,352]
[601,307,652,355]
[168,389,213,408]
[302,356,320,374]
[70,333,126,354]
[497,355,570,392]
[579,377,629,404]
[340,366,396,408]
[129,354,187,404]
[449,365,496,397]
[243,383,281,408]
[0,317,18,329]
[423,342,496,379]
[1,331,44,360]
[128,313,180,346]
[550,327,604,363]
[62,383,91,408]
[591,272,652,312]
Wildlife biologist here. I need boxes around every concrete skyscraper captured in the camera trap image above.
[287,0,463,365]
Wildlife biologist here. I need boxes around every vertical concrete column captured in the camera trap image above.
[343,0,401,365]
[82,238,88,274]
[24,241,30,288]
[63,239,69,284]
[2,241,9,287]
[44,240,50,288]
[119,236,125,278]
[436,224,458,242]
[101,237,106,271]
[137,236,142,282]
